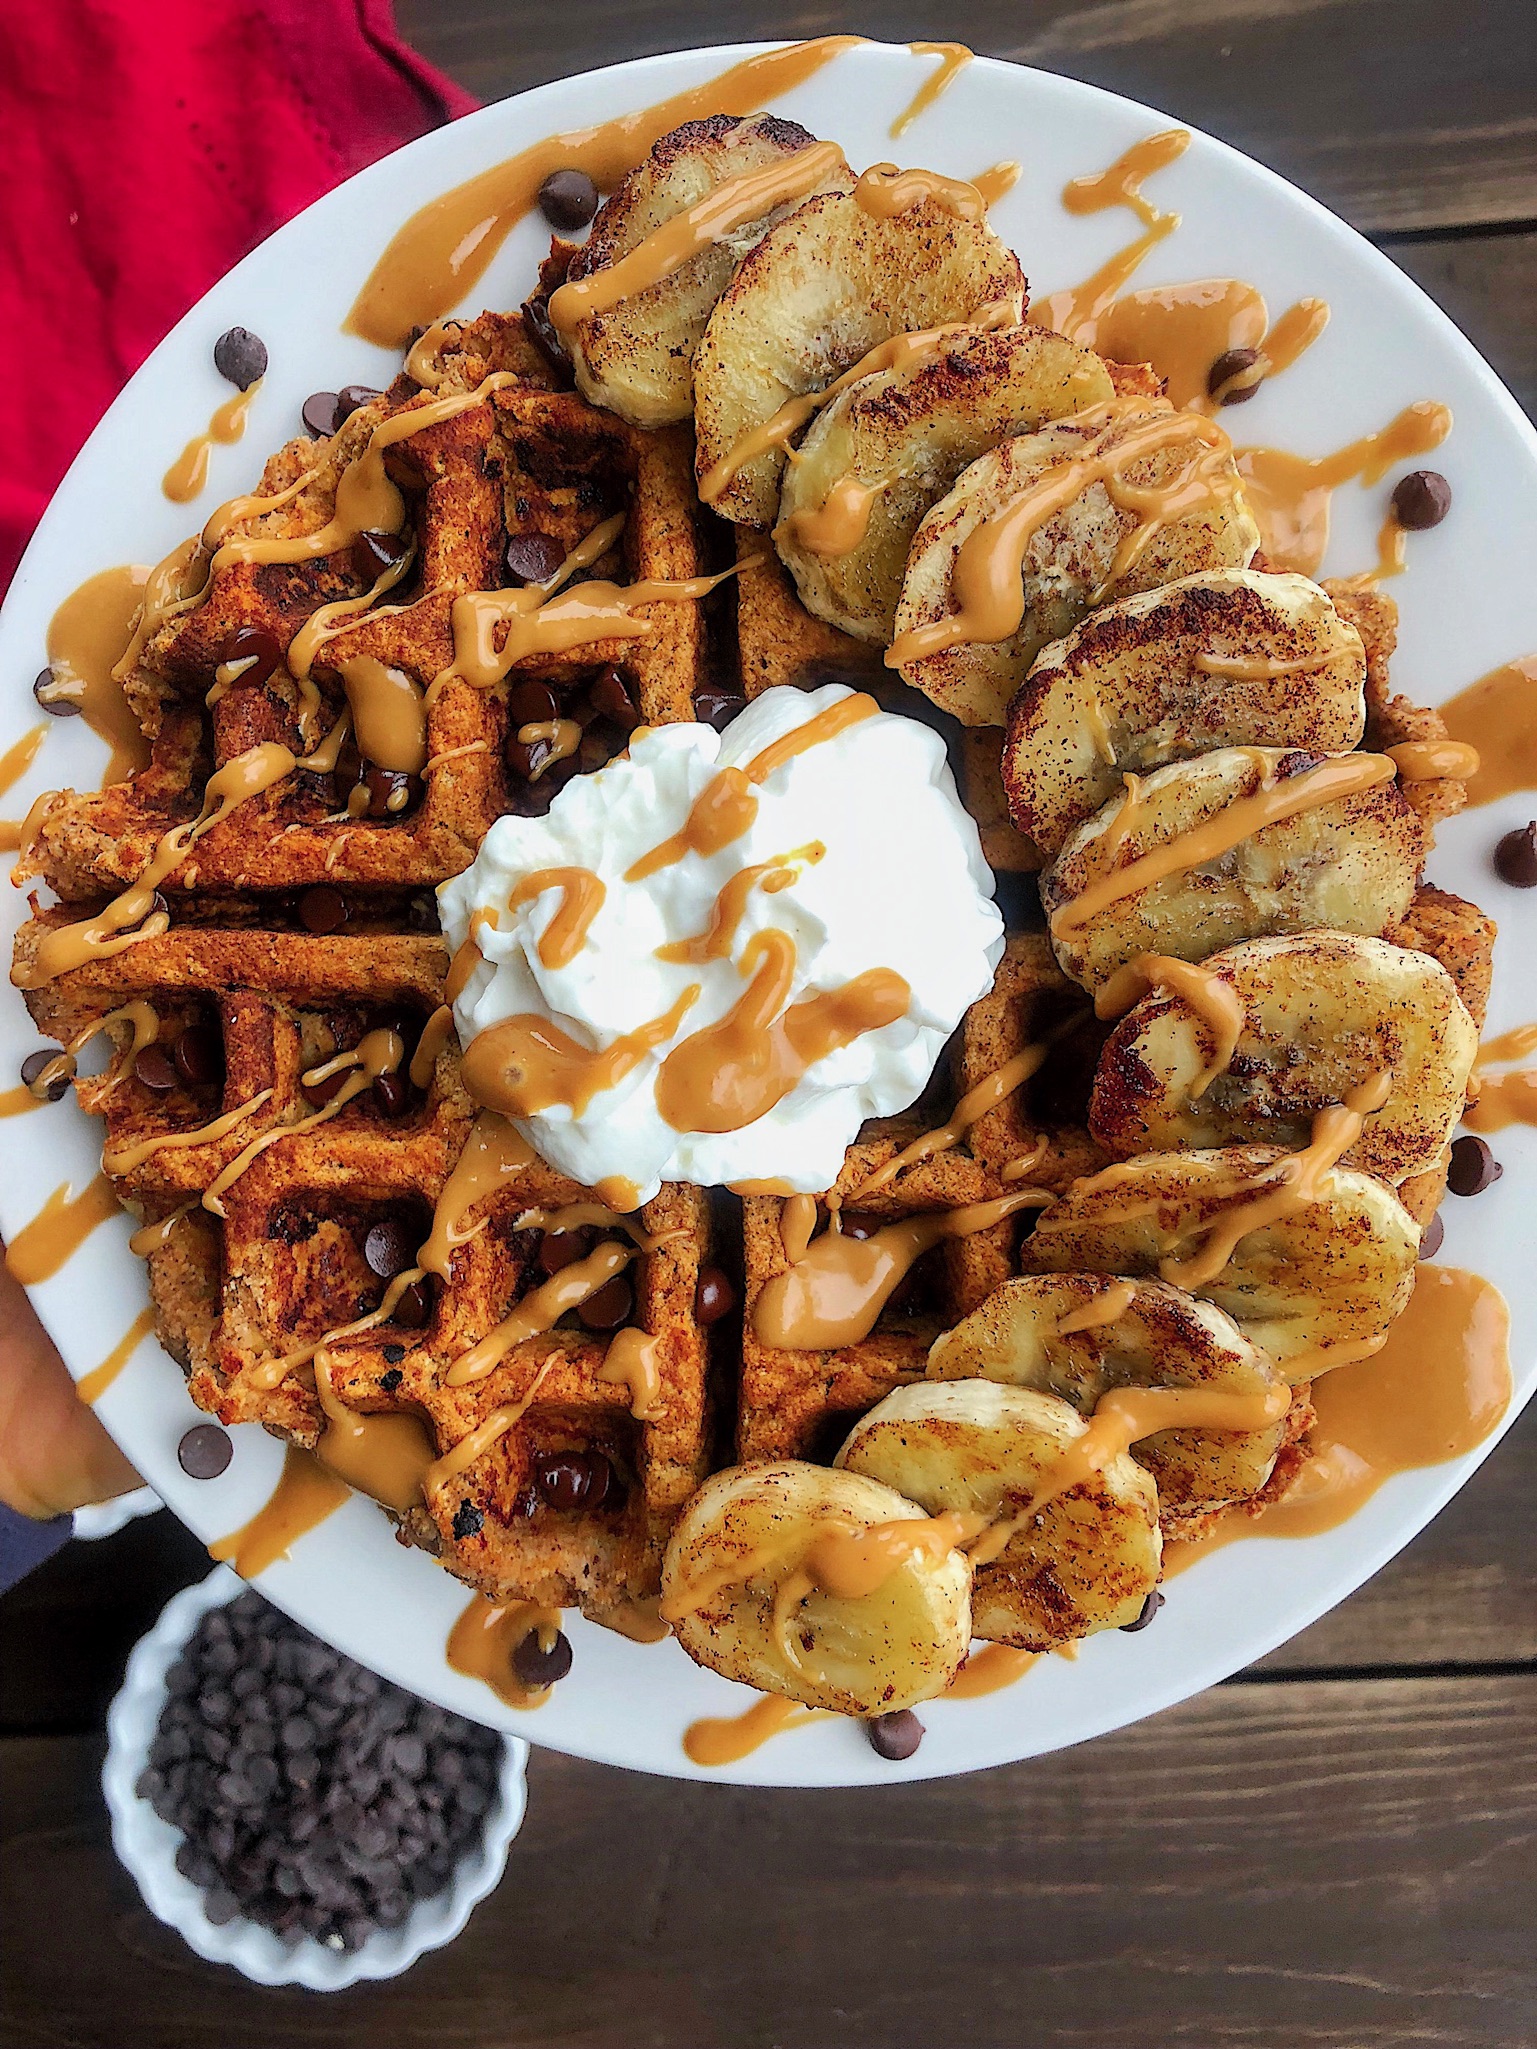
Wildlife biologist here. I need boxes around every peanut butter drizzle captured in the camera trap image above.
[852,163,986,222]
[697,299,1019,504]
[128,1205,194,1257]
[595,1595,670,1644]
[754,1185,1052,1351]
[596,1175,641,1212]
[461,986,699,1122]
[287,543,417,685]
[419,1110,536,1280]
[1387,739,1481,784]
[851,1047,1052,1202]
[102,1087,275,1175]
[966,1379,1294,1570]
[445,1240,637,1388]
[312,1352,435,1513]
[407,1004,456,1091]
[782,472,891,558]
[516,718,583,780]
[447,1593,565,1711]
[891,39,973,136]
[6,789,59,873]
[1439,656,1537,807]
[549,142,847,335]
[655,928,909,1137]
[1048,751,1397,941]
[427,1357,558,1491]
[1167,1266,1509,1568]
[1029,129,1191,343]
[885,404,1238,668]
[630,694,878,885]
[513,1202,676,1253]
[972,162,1023,207]
[76,1305,157,1405]
[115,536,213,680]
[664,1508,981,1629]
[1091,283,1328,415]
[943,1644,1040,1698]
[201,1027,404,1218]
[445,908,499,1006]
[210,1446,350,1578]
[1464,1023,1537,1132]
[0,1085,44,1118]
[0,725,47,840]
[162,382,261,503]
[5,1173,119,1284]
[22,1000,159,1107]
[346,37,868,346]
[1055,1278,1139,1337]
[780,1192,820,1263]
[683,1692,830,1767]
[655,845,822,964]
[40,565,154,784]
[251,1267,429,1391]
[1095,953,1246,1098]
[337,657,427,775]
[600,1326,664,1420]
[13,740,299,991]
[1235,401,1453,574]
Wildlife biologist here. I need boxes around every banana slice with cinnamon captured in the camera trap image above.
[692,187,1025,526]
[926,1274,1289,1522]
[1041,746,1424,999]
[1003,569,1367,859]
[838,1380,1161,1650]
[558,116,852,429]
[889,404,1261,727]
[660,1460,972,1715]
[1019,1147,1420,1372]
[774,326,1113,645]
[1091,931,1478,1181]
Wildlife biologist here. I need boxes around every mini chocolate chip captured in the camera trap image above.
[839,1214,880,1242]
[20,1049,70,1100]
[578,1273,633,1332]
[1420,1211,1445,1259]
[694,687,747,732]
[363,1219,414,1280]
[364,766,416,818]
[1494,822,1537,888]
[1447,1133,1502,1197]
[695,1266,737,1324]
[217,624,283,690]
[334,385,382,426]
[302,1066,351,1108]
[173,1024,223,1087]
[1391,469,1452,531]
[536,1228,589,1277]
[33,666,80,716]
[1120,1589,1165,1633]
[867,1710,924,1760]
[301,390,342,438]
[298,885,348,934]
[379,1367,404,1392]
[505,531,567,584]
[451,1500,484,1539]
[506,734,553,782]
[532,1449,613,1512]
[587,664,640,730]
[372,1071,410,1119]
[538,168,601,232]
[352,528,408,586]
[392,1280,432,1329]
[507,679,560,728]
[178,1424,234,1479]
[381,1344,406,1366]
[1207,346,1261,403]
[213,327,268,390]
[512,1627,573,1688]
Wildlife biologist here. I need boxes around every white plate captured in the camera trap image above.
[3,40,1535,1787]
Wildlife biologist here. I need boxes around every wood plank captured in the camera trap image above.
[5,1675,1535,2046]
[394,0,1537,235]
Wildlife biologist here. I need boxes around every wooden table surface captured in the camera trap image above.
[5,5,1537,2044]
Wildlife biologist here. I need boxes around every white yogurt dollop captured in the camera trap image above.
[440,684,1004,1205]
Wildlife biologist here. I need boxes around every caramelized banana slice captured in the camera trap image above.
[927,1274,1288,1521]
[1020,1148,1420,1371]
[1042,747,1424,998]
[838,1381,1160,1650]
[560,116,852,429]
[693,188,1025,525]
[1091,931,1478,1181]
[890,406,1260,727]
[775,326,1113,645]
[660,1460,972,1715]
[1003,570,1367,858]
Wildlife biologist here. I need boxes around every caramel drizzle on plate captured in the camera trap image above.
[1438,657,1537,808]
[1029,129,1190,343]
[209,1445,350,1578]
[447,1593,565,1711]
[890,40,973,138]
[76,1305,158,1405]
[1236,401,1453,575]
[162,382,262,503]
[38,565,155,786]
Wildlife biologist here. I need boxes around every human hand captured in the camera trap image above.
[0,1261,141,1518]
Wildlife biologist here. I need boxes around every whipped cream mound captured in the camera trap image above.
[440,684,1005,1206]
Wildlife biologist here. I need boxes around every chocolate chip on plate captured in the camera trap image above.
[364,1219,415,1280]
[178,1423,234,1480]
[577,1273,633,1332]
[1420,1211,1445,1260]
[1391,469,1452,531]
[217,624,283,690]
[352,528,409,585]
[301,390,342,438]
[695,1266,737,1325]
[173,1025,223,1088]
[694,687,747,732]
[866,1710,924,1761]
[297,885,348,934]
[19,1049,70,1101]
[1207,346,1262,403]
[134,1043,180,1093]
[511,1626,574,1689]
[537,168,600,232]
[504,531,567,584]
[1447,1133,1502,1197]
[1494,822,1537,888]
[1119,1588,1165,1633]
[213,326,268,391]
[33,666,80,716]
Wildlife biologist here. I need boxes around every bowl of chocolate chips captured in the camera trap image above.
[103,1569,528,1989]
